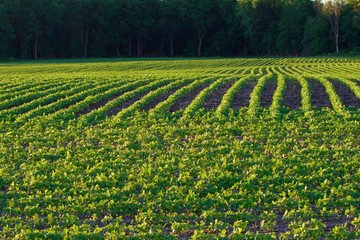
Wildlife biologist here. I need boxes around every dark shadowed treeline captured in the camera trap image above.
[0,0,359,59]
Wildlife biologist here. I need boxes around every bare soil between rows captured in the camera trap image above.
[106,95,144,116]
[76,83,149,116]
[309,79,331,108]
[105,84,169,116]
[202,81,235,109]
[261,79,277,108]
[141,86,185,111]
[169,83,211,112]
[330,80,360,108]
[232,79,257,110]
[283,80,301,109]
[77,93,125,117]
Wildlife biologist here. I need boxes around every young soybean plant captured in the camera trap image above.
[115,77,195,119]
[317,77,347,116]
[77,78,172,126]
[291,74,312,112]
[149,76,217,115]
[269,74,286,117]
[182,76,235,117]
[247,73,274,115]
[216,75,255,117]
[333,76,360,100]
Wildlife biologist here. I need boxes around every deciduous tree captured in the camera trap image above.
[322,0,346,53]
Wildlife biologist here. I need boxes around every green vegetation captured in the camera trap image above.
[1,58,360,238]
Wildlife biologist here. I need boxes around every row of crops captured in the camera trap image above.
[0,57,359,76]
[1,58,360,238]
[1,73,359,128]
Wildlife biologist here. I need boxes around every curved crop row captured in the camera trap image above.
[338,78,360,99]
[287,66,303,75]
[77,78,174,126]
[20,78,156,129]
[327,76,360,107]
[115,77,197,119]
[0,82,98,120]
[248,73,275,114]
[216,75,256,116]
[150,76,217,114]
[317,77,346,115]
[14,79,132,125]
[291,75,312,111]
[0,80,86,111]
[183,77,236,116]
[270,74,286,116]
[0,79,73,102]
[0,80,51,95]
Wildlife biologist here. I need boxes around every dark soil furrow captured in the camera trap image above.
[260,79,277,108]
[309,79,331,108]
[330,80,360,108]
[202,81,235,110]
[105,81,172,116]
[76,92,126,116]
[141,86,184,111]
[106,94,145,116]
[169,84,210,112]
[75,82,149,116]
[283,80,302,109]
[352,79,360,87]
[232,80,257,110]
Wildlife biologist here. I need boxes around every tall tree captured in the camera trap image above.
[60,0,84,58]
[239,0,282,55]
[122,0,157,57]
[5,0,32,59]
[0,0,359,58]
[0,3,13,57]
[302,14,332,55]
[206,0,242,56]
[106,0,128,57]
[347,0,360,31]
[181,0,221,56]
[277,0,314,56]
[322,0,345,53]
[159,0,183,57]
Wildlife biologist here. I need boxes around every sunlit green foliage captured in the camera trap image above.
[0,58,359,238]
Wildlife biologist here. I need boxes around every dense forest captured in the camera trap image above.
[0,0,359,59]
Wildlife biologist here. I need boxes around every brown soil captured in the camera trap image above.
[106,82,172,116]
[309,79,331,108]
[169,84,210,112]
[141,86,184,111]
[283,80,302,109]
[260,79,277,108]
[76,83,150,116]
[106,94,144,116]
[330,80,360,108]
[202,81,235,110]
[76,92,125,117]
[232,80,257,110]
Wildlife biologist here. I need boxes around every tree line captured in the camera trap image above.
[0,0,359,59]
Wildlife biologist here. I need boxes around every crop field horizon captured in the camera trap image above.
[1,58,360,238]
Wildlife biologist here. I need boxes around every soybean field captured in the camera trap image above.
[1,58,360,239]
